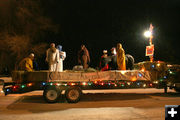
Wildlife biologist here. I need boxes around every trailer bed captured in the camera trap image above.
[12,70,151,83]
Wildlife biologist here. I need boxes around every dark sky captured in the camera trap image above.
[1,0,180,69]
[41,0,180,69]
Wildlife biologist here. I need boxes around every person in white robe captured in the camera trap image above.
[56,45,66,72]
[45,43,59,71]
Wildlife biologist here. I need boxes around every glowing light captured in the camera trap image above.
[88,83,92,86]
[56,83,61,86]
[144,31,152,38]
[50,83,53,86]
[108,83,111,86]
[131,77,137,81]
[153,81,158,84]
[151,64,155,68]
[121,84,124,87]
[164,76,167,79]
[141,68,145,72]
[137,83,140,86]
[120,71,126,75]
[114,84,117,87]
[127,82,131,85]
[143,84,146,87]
[149,83,153,87]
[138,73,142,77]
[157,63,160,67]
[27,83,32,87]
[82,82,87,86]
[100,82,104,86]
[21,85,26,88]
[1,90,4,93]
[71,83,76,86]
[6,89,10,92]
[64,84,67,86]
[94,81,98,84]
[42,82,46,86]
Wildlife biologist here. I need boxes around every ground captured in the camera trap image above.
[0,88,180,120]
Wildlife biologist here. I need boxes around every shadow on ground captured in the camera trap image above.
[5,92,180,114]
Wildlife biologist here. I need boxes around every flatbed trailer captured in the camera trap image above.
[3,70,154,103]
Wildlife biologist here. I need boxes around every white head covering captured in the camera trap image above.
[103,50,107,54]
[29,53,34,58]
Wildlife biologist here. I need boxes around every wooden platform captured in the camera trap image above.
[12,70,151,83]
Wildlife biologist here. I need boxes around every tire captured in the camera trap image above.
[65,87,82,103]
[43,86,61,103]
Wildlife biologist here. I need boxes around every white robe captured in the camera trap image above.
[56,51,66,72]
[46,48,59,71]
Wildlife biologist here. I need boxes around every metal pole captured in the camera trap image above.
[149,24,154,62]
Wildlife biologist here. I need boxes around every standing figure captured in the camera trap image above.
[125,54,134,70]
[116,43,126,70]
[78,44,90,69]
[109,47,118,70]
[46,43,59,71]
[56,45,66,72]
[19,53,34,71]
[99,50,111,71]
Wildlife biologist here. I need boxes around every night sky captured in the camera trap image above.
[41,0,180,69]
[1,0,180,70]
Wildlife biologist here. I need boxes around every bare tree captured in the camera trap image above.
[0,0,58,72]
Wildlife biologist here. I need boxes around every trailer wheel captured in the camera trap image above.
[65,87,82,103]
[43,86,61,103]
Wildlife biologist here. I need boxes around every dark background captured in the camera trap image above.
[42,0,180,69]
[0,0,180,70]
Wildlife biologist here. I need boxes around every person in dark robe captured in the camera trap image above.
[78,44,90,69]
[125,54,134,70]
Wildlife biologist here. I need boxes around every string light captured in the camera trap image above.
[88,83,92,86]
[141,68,145,72]
[42,82,46,86]
[137,82,140,86]
[120,71,126,75]
[27,83,32,87]
[94,81,98,84]
[131,77,137,81]
[55,83,61,86]
[82,82,87,86]
[21,85,26,88]
[70,83,76,86]
[138,73,142,77]
[151,64,155,68]
[157,63,160,67]
[100,82,104,86]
